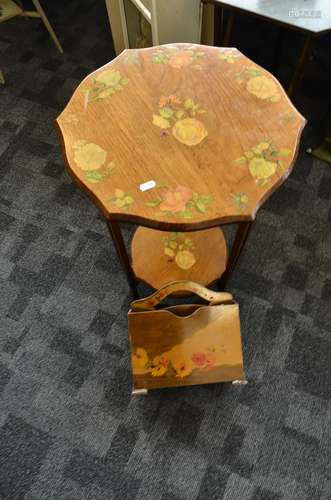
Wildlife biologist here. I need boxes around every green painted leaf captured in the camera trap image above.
[178,210,193,219]
[86,171,104,182]
[146,199,161,207]
[198,195,212,204]
[234,157,246,164]
[279,148,291,156]
[184,99,195,110]
[195,201,206,213]
[159,107,174,119]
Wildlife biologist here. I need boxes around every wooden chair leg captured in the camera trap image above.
[30,0,63,53]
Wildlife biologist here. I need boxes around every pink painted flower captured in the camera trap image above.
[191,352,207,367]
[159,185,193,213]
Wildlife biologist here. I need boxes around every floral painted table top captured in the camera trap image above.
[56,44,306,230]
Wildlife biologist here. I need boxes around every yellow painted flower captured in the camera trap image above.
[172,118,208,146]
[151,365,167,377]
[132,347,148,371]
[248,157,276,180]
[153,114,171,129]
[73,141,107,171]
[246,75,280,101]
[173,359,193,378]
[96,69,122,86]
[111,189,134,208]
[175,250,196,270]
[164,247,175,258]
[252,142,270,154]
[238,193,248,204]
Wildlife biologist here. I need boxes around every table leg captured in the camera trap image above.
[223,9,235,47]
[219,221,253,288]
[272,25,284,77]
[287,33,315,97]
[107,220,139,299]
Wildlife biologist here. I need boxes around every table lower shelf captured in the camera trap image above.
[131,226,228,290]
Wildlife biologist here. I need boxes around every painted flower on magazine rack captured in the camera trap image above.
[163,232,196,270]
[73,140,115,183]
[152,95,208,146]
[152,46,205,69]
[237,67,281,102]
[84,69,129,107]
[131,330,229,379]
[145,185,213,219]
[234,140,291,186]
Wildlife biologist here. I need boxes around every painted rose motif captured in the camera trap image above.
[218,49,241,64]
[108,189,134,209]
[172,118,208,146]
[159,185,192,213]
[152,47,205,69]
[96,70,122,87]
[173,359,193,378]
[233,192,249,212]
[152,95,208,146]
[175,250,196,270]
[146,185,212,219]
[151,355,169,377]
[72,140,116,184]
[249,157,276,180]
[73,140,106,171]
[84,69,129,106]
[234,140,291,185]
[163,232,196,270]
[191,352,207,367]
[168,50,194,68]
[130,332,233,380]
[246,75,280,102]
[236,67,281,103]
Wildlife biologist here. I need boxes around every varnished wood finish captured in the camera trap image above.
[131,226,228,290]
[56,43,305,232]
[107,220,139,298]
[128,282,245,390]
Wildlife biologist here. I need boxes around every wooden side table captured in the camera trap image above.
[56,44,305,298]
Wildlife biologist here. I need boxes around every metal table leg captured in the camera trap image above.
[107,220,139,299]
[219,221,253,289]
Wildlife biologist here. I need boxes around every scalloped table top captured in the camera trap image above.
[56,44,306,230]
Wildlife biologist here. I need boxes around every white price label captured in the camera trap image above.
[140,180,156,192]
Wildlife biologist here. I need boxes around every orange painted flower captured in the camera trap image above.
[191,352,207,367]
[203,352,217,371]
[151,355,169,377]
[173,359,193,378]
[159,95,182,107]
[159,185,192,213]
[168,51,194,69]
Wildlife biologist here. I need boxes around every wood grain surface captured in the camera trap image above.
[131,226,228,290]
[128,302,245,390]
[56,43,306,231]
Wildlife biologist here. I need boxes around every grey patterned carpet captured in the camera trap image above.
[0,1,330,499]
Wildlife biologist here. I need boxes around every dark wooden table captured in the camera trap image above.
[205,0,331,96]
